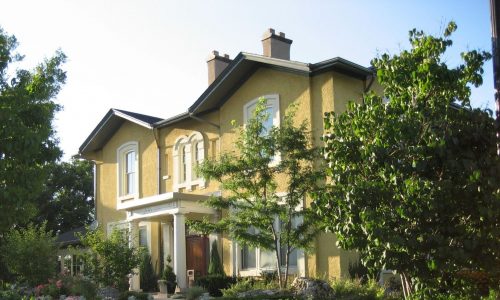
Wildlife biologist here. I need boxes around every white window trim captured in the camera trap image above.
[116,141,139,206]
[173,132,206,192]
[243,94,280,129]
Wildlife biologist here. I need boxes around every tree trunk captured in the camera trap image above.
[270,226,283,288]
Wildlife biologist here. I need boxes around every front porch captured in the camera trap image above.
[119,192,217,291]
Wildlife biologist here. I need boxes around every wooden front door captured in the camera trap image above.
[186,235,208,278]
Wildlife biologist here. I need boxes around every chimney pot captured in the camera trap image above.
[261,28,293,60]
[207,50,232,85]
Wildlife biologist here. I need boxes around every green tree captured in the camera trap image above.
[192,99,323,288]
[139,252,158,292]
[0,26,66,235]
[79,227,143,292]
[208,240,224,276]
[1,222,57,285]
[317,22,499,298]
[34,156,94,234]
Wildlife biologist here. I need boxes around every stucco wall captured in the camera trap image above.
[95,121,157,235]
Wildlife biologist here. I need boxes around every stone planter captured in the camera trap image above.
[158,280,168,294]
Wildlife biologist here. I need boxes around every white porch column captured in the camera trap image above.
[162,222,172,266]
[173,213,187,290]
[129,220,141,291]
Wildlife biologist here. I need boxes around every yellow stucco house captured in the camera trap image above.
[79,28,379,290]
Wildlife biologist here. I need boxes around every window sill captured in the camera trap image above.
[118,194,137,203]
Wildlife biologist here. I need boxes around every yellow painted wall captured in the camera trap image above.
[94,121,157,236]
[159,110,221,194]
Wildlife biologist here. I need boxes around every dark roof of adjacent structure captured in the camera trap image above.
[79,108,162,155]
[56,226,87,247]
[80,52,373,151]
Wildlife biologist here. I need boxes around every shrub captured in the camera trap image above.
[195,274,236,297]
[208,240,224,276]
[118,290,150,300]
[221,277,279,298]
[1,222,57,286]
[79,227,143,292]
[161,255,177,294]
[185,286,206,300]
[0,290,22,300]
[348,259,372,284]
[139,252,158,292]
[330,278,385,300]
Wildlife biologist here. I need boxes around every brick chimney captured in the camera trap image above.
[261,28,293,60]
[207,51,231,85]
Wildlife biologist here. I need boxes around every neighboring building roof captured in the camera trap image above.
[79,108,162,155]
[56,226,87,247]
[80,53,373,151]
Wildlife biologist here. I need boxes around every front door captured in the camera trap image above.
[186,235,208,278]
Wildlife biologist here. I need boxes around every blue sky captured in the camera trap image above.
[0,0,493,160]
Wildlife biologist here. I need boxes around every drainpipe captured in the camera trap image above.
[152,127,161,194]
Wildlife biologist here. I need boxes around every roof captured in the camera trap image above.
[56,226,87,246]
[79,108,162,155]
[80,52,373,150]
[186,53,373,116]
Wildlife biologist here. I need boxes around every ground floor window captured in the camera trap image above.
[240,219,299,273]
[58,254,84,276]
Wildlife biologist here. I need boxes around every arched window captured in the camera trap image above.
[243,94,280,135]
[173,132,206,191]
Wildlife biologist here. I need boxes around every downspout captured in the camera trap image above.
[152,127,161,195]
[363,73,375,105]
[93,161,97,221]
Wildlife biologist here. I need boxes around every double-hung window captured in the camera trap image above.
[117,142,139,201]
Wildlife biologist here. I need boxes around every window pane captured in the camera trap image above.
[182,146,187,182]
[280,245,297,267]
[127,173,135,194]
[262,107,273,135]
[126,151,135,173]
[260,249,276,269]
[242,245,256,269]
[139,226,148,248]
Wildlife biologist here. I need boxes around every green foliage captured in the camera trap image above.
[1,222,57,285]
[195,274,236,297]
[330,279,386,300]
[161,255,177,293]
[0,27,66,235]
[192,99,323,288]
[118,290,150,300]
[78,227,143,292]
[208,240,225,275]
[139,252,158,292]
[348,259,373,284]
[318,22,499,297]
[33,156,94,234]
[185,286,206,300]
[221,278,280,298]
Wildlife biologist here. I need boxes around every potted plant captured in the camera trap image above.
[159,255,177,295]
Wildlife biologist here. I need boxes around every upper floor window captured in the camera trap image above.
[243,94,280,135]
[173,132,206,191]
[117,142,139,199]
